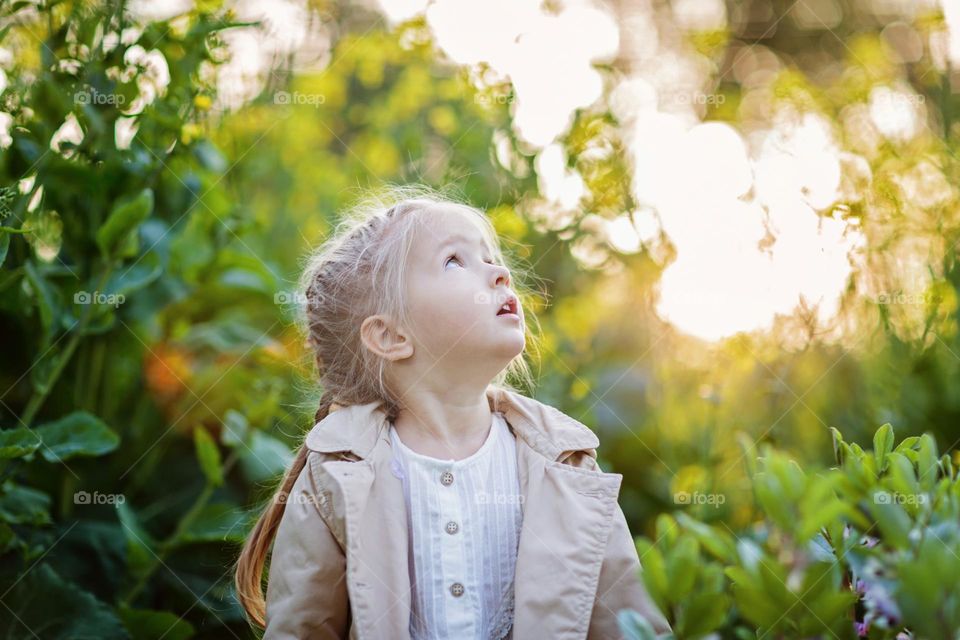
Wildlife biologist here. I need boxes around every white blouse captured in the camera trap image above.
[388,411,523,640]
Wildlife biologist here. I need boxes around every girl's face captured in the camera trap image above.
[401,207,525,382]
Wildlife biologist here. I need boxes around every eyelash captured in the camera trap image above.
[445,253,496,268]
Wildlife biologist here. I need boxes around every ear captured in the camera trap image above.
[360,314,414,361]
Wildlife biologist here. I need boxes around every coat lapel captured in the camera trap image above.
[308,408,413,640]
[510,435,624,638]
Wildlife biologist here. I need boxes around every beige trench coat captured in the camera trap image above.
[263,385,672,639]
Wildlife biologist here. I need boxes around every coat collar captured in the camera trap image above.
[304,385,600,463]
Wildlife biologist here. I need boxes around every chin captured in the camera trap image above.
[494,334,526,359]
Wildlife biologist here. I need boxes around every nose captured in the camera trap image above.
[491,262,510,289]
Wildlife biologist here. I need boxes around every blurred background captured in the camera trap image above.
[1,0,959,637]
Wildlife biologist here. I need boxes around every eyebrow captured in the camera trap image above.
[436,233,490,255]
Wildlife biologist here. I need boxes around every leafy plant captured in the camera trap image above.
[0,2,260,637]
[620,424,960,640]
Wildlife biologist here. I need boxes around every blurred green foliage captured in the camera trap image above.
[620,423,960,640]
[1,0,960,638]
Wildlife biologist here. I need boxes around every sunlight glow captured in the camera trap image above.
[629,114,865,341]
[402,0,619,146]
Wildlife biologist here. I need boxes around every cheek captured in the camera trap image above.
[409,277,481,329]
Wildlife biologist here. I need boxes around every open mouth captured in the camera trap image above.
[496,295,519,317]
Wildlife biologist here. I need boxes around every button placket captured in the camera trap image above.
[437,464,474,634]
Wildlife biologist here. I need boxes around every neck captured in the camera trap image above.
[391,385,493,461]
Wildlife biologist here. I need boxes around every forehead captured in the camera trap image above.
[412,205,491,253]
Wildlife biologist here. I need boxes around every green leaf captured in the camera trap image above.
[916,434,939,492]
[654,513,679,548]
[175,502,251,545]
[238,431,294,483]
[938,453,954,479]
[677,590,729,637]
[897,534,960,638]
[35,411,120,462]
[729,582,787,630]
[886,451,920,499]
[118,605,195,640]
[194,428,223,487]
[102,250,164,298]
[23,260,61,351]
[0,563,128,639]
[675,512,737,562]
[0,427,41,459]
[664,536,699,600]
[829,427,844,465]
[116,501,156,579]
[636,539,669,611]
[96,188,154,258]
[895,436,921,453]
[0,483,51,525]
[617,609,665,640]
[868,490,913,548]
[220,409,249,447]
[873,423,894,472]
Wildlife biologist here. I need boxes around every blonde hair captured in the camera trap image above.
[234,184,540,628]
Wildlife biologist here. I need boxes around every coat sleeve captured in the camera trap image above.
[263,451,350,640]
[587,500,672,638]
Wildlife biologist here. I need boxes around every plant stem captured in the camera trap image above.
[119,448,240,606]
[20,269,112,427]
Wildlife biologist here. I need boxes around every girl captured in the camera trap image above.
[234,187,671,639]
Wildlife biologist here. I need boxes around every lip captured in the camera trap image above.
[495,293,519,318]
